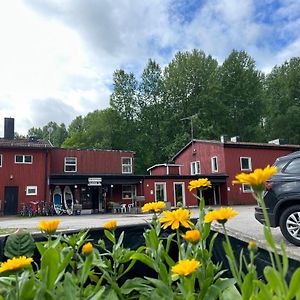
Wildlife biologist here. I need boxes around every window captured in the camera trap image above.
[190,161,201,175]
[211,156,218,172]
[242,184,252,193]
[284,158,300,174]
[122,157,132,174]
[122,185,136,199]
[64,157,77,172]
[26,186,37,195]
[155,182,167,202]
[0,154,2,167]
[240,157,252,171]
[15,155,32,164]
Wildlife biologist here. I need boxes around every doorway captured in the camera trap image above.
[173,182,185,207]
[4,186,19,215]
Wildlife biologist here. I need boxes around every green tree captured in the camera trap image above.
[161,49,219,158]
[265,57,300,143]
[217,50,264,141]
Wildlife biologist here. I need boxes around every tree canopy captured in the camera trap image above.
[26,50,300,173]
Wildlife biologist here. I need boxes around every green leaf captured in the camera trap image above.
[241,272,254,300]
[40,247,60,289]
[4,231,35,258]
[264,266,285,295]
[280,240,289,277]
[104,230,115,244]
[130,253,157,271]
[263,226,275,248]
[80,252,93,285]
[287,268,300,299]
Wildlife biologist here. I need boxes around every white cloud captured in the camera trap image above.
[0,0,299,136]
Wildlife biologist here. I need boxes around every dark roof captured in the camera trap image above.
[171,139,300,160]
[0,138,53,149]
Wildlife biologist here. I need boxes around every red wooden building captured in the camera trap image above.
[167,137,300,205]
[0,118,142,215]
[1,117,300,215]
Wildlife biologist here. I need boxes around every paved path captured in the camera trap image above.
[0,205,299,261]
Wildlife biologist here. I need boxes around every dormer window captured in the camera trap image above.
[122,157,132,174]
[64,157,77,172]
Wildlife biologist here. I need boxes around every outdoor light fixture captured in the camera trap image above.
[9,174,13,180]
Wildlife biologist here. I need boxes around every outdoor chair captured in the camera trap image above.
[127,203,134,212]
[120,203,127,213]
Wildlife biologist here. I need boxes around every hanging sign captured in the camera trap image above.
[88,177,102,186]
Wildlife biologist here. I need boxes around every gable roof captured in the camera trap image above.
[171,139,300,161]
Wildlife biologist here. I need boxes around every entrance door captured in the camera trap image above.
[173,183,185,207]
[4,187,19,215]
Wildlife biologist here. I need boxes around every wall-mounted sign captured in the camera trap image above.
[88,177,102,186]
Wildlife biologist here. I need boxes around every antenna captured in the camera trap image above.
[47,127,53,143]
[180,114,197,142]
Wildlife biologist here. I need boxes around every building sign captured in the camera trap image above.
[88,177,102,186]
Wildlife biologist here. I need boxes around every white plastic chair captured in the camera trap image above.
[120,204,127,213]
[128,203,134,212]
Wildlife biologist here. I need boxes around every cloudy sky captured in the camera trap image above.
[0,0,299,136]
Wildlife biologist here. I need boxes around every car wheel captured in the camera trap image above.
[279,205,300,246]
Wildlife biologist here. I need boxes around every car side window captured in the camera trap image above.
[283,158,300,174]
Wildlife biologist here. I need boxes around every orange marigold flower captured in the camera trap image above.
[159,208,194,230]
[82,242,93,254]
[38,219,60,234]
[103,220,117,230]
[232,165,277,192]
[188,178,212,191]
[171,259,201,276]
[182,230,201,243]
[142,201,166,213]
[204,207,238,224]
[0,256,33,273]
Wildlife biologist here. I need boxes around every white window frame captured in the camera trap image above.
[26,186,37,196]
[122,185,136,199]
[0,154,2,167]
[173,182,186,207]
[155,182,167,202]
[122,157,132,174]
[190,161,201,175]
[64,157,77,172]
[15,154,33,164]
[240,157,252,171]
[242,183,253,193]
[211,156,218,172]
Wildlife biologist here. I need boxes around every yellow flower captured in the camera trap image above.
[0,256,33,273]
[232,165,277,192]
[188,178,212,191]
[103,220,117,230]
[171,259,201,276]
[248,240,257,251]
[38,219,60,234]
[182,230,201,243]
[159,208,194,230]
[204,207,238,224]
[82,242,93,254]
[142,201,166,213]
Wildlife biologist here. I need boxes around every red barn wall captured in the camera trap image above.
[143,178,198,207]
[0,148,49,212]
[175,142,225,175]
[224,146,296,205]
[50,149,134,174]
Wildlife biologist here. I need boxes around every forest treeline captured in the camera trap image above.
[26,49,300,174]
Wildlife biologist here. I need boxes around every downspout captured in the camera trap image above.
[44,149,49,205]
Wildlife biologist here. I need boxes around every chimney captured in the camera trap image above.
[4,118,14,139]
[220,134,228,143]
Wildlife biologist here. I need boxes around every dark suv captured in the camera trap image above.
[255,151,300,246]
